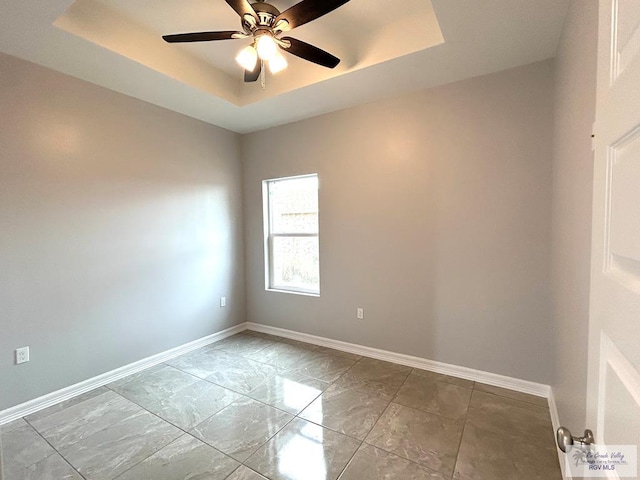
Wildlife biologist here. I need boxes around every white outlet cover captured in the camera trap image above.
[220,297,226,307]
[16,346,30,364]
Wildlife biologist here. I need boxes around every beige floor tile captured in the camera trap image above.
[210,334,278,356]
[226,465,270,480]
[20,453,83,480]
[333,358,411,400]
[191,397,293,462]
[453,423,561,480]
[394,372,473,420]
[300,384,390,440]
[411,368,475,389]
[466,391,555,450]
[314,346,362,361]
[248,371,328,414]
[340,444,448,480]
[1,419,56,478]
[286,352,356,382]
[3,331,562,480]
[474,383,548,408]
[246,418,360,480]
[116,434,239,480]
[365,403,464,477]
[60,409,182,480]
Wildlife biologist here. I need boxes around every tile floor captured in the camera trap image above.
[1,331,562,480]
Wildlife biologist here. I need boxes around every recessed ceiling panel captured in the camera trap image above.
[0,0,570,132]
[55,0,444,105]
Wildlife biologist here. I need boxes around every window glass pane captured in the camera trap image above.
[272,236,319,293]
[269,176,318,234]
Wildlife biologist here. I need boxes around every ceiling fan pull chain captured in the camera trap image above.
[260,60,266,90]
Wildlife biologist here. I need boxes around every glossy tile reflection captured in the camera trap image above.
[246,418,360,480]
[192,397,293,462]
[365,403,464,477]
[248,372,328,414]
[300,384,390,440]
[0,330,561,480]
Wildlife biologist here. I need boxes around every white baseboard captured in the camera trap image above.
[1,321,553,427]
[0,323,248,425]
[246,323,551,398]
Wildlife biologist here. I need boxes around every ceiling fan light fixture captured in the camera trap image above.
[256,34,278,61]
[269,50,288,73]
[236,45,258,71]
[163,0,352,83]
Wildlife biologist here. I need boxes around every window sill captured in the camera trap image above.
[266,288,320,298]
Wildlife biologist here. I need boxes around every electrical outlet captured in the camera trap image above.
[16,346,30,365]
[357,308,364,319]
[220,297,226,307]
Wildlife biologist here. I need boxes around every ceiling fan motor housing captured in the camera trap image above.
[243,2,280,32]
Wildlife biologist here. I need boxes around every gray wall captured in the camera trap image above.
[243,60,555,384]
[2,22,597,412]
[0,52,245,410]
[551,0,597,431]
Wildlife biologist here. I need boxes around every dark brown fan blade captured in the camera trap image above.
[244,61,262,82]
[281,37,340,68]
[225,0,257,19]
[163,31,241,43]
[275,0,351,30]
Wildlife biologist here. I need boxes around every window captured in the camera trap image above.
[263,174,320,295]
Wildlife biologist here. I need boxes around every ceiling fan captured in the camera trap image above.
[162,0,351,82]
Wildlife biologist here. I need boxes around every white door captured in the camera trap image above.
[586,0,640,477]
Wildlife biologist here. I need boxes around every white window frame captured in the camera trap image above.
[262,174,320,296]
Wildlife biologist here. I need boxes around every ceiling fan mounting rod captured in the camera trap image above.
[242,2,291,40]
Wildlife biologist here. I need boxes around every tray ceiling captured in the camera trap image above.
[0,0,569,132]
